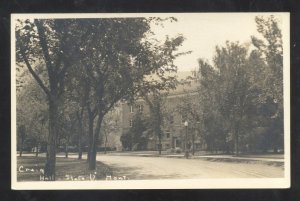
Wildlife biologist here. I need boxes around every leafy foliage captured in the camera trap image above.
[180,16,284,154]
[120,114,148,151]
[16,17,187,174]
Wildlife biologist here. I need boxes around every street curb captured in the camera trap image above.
[116,154,284,167]
[196,157,284,168]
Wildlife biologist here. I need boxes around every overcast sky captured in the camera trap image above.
[13,13,285,73]
[150,13,282,72]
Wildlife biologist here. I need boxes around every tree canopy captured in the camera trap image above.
[16,17,187,176]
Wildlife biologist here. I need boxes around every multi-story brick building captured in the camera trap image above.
[119,72,203,151]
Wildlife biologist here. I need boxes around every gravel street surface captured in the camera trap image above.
[96,155,284,179]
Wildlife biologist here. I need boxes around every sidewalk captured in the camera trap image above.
[192,155,284,167]
[194,155,284,162]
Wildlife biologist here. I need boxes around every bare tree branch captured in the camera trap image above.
[34,19,55,77]
[17,36,51,98]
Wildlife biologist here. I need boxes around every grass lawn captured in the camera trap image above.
[17,156,112,181]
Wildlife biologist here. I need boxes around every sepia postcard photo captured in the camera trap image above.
[11,13,290,189]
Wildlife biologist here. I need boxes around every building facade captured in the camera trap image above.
[119,72,204,151]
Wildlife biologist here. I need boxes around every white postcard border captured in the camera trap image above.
[11,12,290,190]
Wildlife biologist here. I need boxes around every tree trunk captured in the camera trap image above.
[19,141,23,157]
[65,141,68,158]
[104,134,107,154]
[45,99,58,181]
[78,135,82,160]
[87,115,94,163]
[19,127,25,157]
[130,135,133,151]
[234,128,239,156]
[155,117,162,155]
[36,142,39,157]
[192,133,195,155]
[46,143,49,159]
[89,114,103,170]
[78,119,83,159]
[76,110,84,160]
[158,134,162,155]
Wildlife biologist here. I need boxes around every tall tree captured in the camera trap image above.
[142,91,165,154]
[251,15,284,152]
[198,42,263,155]
[197,59,227,153]
[189,15,283,155]
[137,34,188,155]
[16,19,81,180]
[176,82,203,155]
[214,42,250,155]
[16,17,188,173]
[73,18,186,169]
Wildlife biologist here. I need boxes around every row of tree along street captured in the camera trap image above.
[120,16,283,155]
[16,17,186,180]
[179,16,283,155]
[16,16,283,181]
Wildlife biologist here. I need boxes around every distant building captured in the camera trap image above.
[119,71,204,151]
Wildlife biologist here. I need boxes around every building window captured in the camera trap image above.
[138,104,143,113]
[181,114,187,123]
[129,119,133,127]
[169,116,174,124]
[130,105,134,113]
[165,130,170,138]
